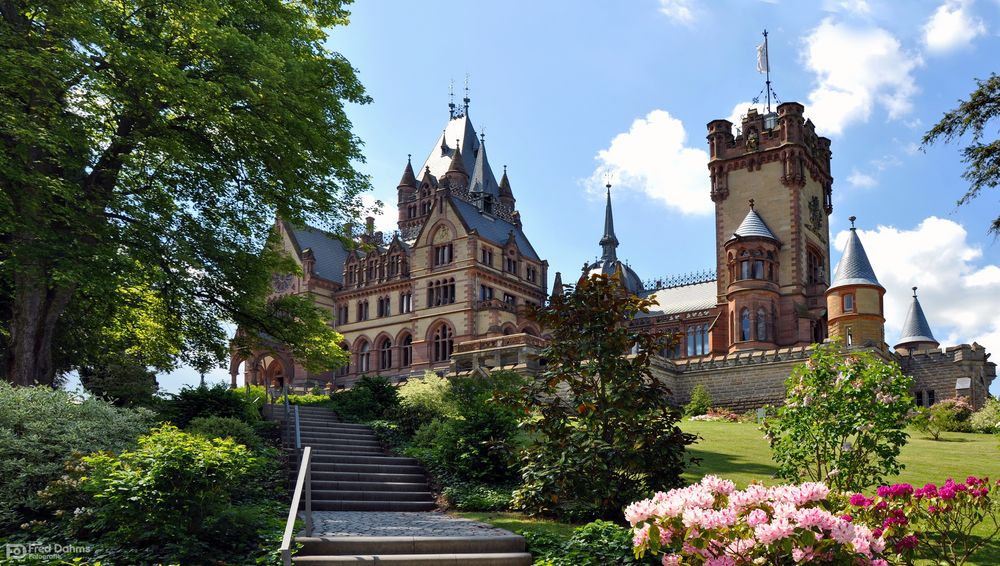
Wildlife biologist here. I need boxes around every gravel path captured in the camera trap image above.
[303,511,515,537]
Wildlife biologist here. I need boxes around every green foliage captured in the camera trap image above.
[763,343,913,491]
[498,273,695,521]
[329,375,399,422]
[0,0,367,386]
[970,397,1000,434]
[0,382,154,532]
[443,483,514,511]
[922,73,1000,235]
[79,361,159,407]
[287,391,336,407]
[913,397,977,440]
[524,520,658,566]
[393,371,460,435]
[186,415,262,451]
[684,384,712,417]
[158,382,258,427]
[42,424,281,565]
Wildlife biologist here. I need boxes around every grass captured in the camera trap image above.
[457,421,1000,565]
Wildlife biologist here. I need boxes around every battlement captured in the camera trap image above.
[667,344,815,373]
[706,102,831,175]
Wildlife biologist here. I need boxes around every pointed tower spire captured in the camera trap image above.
[397,154,416,188]
[499,164,515,209]
[469,135,498,196]
[447,143,467,175]
[894,287,939,353]
[599,183,619,262]
[829,216,882,291]
[551,271,564,300]
[825,216,887,349]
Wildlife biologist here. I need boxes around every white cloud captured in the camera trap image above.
[802,19,922,135]
[658,0,696,24]
[847,169,877,188]
[726,101,767,131]
[923,0,987,53]
[823,0,872,15]
[589,109,712,216]
[832,217,1000,358]
[360,194,397,235]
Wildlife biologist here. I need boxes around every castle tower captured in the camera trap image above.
[707,103,833,349]
[826,217,885,348]
[724,200,781,351]
[396,155,417,223]
[583,185,643,294]
[894,287,939,354]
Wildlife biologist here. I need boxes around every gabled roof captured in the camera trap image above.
[283,222,349,284]
[728,209,778,242]
[829,223,882,291]
[449,197,540,261]
[895,288,938,350]
[638,280,717,317]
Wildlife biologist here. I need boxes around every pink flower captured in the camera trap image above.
[791,546,814,562]
[746,509,769,526]
[870,560,889,566]
[661,555,681,566]
[704,557,735,566]
[755,518,794,545]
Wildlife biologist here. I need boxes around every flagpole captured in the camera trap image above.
[763,29,771,113]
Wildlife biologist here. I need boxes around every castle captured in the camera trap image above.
[231,98,996,410]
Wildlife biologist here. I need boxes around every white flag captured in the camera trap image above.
[756,40,768,74]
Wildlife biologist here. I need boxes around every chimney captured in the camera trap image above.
[365,216,375,234]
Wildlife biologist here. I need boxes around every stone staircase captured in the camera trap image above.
[269,404,532,565]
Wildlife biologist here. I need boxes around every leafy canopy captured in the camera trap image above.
[764,343,914,491]
[0,0,365,382]
[499,272,695,521]
[922,73,1000,235]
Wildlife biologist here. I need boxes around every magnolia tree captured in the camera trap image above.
[763,344,913,491]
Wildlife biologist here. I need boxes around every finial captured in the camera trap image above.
[448,79,456,118]
[503,164,507,173]
[463,74,470,111]
[748,198,755,211]
[455,138,460,150]
[407,153,411,163]
[912,286,918,298]
[849,215,857,230]
[425,166,431,174]
[606,182,612,191]
[480,131,485,143]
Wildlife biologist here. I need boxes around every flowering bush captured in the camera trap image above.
[689,408,740,423]
[847,476,1000,566]
[764,344,913,491]
[627,475,888,565]
[969,397,1000,434]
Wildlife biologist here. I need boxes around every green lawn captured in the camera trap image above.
[458,421,1000,565]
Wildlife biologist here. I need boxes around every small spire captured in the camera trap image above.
[440,130,449,155]
[599,183,619,262]
[551,271,564,298]
[397,154,417,188]
[749,198,755,211]
[913,286,918,298]
[447,145,467,175]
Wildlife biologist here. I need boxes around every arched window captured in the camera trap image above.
[378,338,392,370]
[400,334,412,367]
[756,308,768,341]
[358,341,370,373]
[432,324,454,362]
[740,308,751,341]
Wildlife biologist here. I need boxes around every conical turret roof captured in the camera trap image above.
[470,138,499,196]
[398,156,416,187]
[895,287,938,351]
[447,145,467,175]
[498,166,514,202]
[829,218,882,291]
[728,202,778,242]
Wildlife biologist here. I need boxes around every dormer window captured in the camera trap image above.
[482,195,494,214]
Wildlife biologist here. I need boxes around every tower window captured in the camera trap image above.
[756,308,768,342]
[740,308,751,341]
[434,244,453,266]
[807,248,825,285]
[844,294,854,313]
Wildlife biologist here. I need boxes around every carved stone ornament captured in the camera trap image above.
[806,196,826,242]
[272,273,293,292]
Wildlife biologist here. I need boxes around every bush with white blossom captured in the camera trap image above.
[627,475,889,565]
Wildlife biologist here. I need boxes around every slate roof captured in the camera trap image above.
[895,290,938,349]
[449,197,540,261]
[638,281,717,317]
[284,222,349,284]
[586,258,644,294]
[419,114,479,180]
[728,209,778,242]
[829,228,883,291]
[470,140,500,197]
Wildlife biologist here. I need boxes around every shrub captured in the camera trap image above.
[684,384,712,417]
[329,375,399,422]
[42,424,280,565]
[158,382,257,427]
[763,344,913,491]
[913,397,976,440]
[79,362,159,408]
[628,476,888,564]
[186,416,262,451]
[0,383,154,532]
[442,483,513,511]
[526,521,660,566]
[969,397,1000,434]
[392,372,459,436]
[287,392,335,407]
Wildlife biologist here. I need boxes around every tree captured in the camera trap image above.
[79,360,159,407]
[498,272,696,521]
[763,343,914,491]
[922,73,1000,235]
[0,0,367,385]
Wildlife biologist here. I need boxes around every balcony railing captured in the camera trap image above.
[454,332,547,354]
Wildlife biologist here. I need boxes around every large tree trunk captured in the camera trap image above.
[6,266,74,387]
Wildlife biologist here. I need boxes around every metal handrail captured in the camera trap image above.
[294,405,301,450]
[280,445,312,566]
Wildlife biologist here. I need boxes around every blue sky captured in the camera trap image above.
[152,0,1000,395]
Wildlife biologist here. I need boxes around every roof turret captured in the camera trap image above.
[551,271,563,299]
[728,199,778,242]
[895,287,939,352]
[470,135,499,196]
[829,216,882,291]
[498,165,515,206]
[447,143,467,175]
[398,155,417,188]
[599,183,619,261]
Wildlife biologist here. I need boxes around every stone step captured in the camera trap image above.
[308,462,424,475]
[307,454,418,466]
[298,428,379,440]
[293,446,387,456]
[310,480,430,492]
[310,490,433,502]
[293,553,532,565]
[298,437,382,448]
[310,500,437,512]
[308,471,427,483]
[297,536,526,556]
